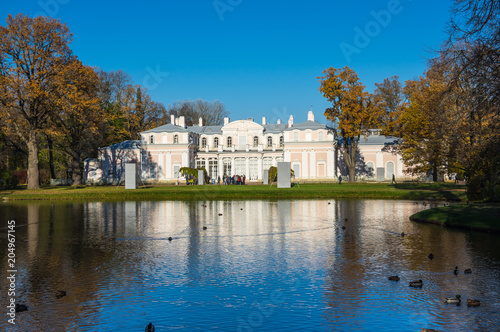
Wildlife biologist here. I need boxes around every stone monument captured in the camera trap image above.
[125,163,138,189]
[277,162,291,188]
[198,169,205,185]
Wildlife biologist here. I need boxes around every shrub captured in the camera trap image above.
[39,169,51,185]
[268,166,277,183]
[467,139,500,202]
[179,167,210,184]
[1,171,19,189]
[13,170,27,184]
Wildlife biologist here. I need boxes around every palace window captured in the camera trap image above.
[253,136,259,147]
[279,136,284,147]
[294,132,299,142]
[201,137,207,148]
[149,135,154,144]
[173,135,179,144]
[227,136,232,147]
[214,137,219,147]
[267,136,273,147]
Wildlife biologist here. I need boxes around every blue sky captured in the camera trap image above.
[1,0,452,124]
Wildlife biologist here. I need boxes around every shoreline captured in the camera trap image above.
[1,183,467,202]
[410,204,500,234]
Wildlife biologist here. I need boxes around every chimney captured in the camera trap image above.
[224,116,229,125]
[199,117,203,127]
[171,114,175,124]
[307,110,314,122]
[288,115,294,127]
[262,116,266,125]
[277,119,281,124]
[179,116,185,128]
[175,118,179,126]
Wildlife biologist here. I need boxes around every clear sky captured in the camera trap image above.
[1,0,452,124]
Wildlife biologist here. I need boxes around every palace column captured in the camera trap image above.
[245,157,250,177]
[166,151,172,179]
[327,148,334,178]
[258,155,263,180]
[309,149,316,179]
[302,149,308,179]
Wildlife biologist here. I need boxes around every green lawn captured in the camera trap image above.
[410,204,500,233]
[0,182,467,201]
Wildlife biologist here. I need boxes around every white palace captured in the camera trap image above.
[84,110,406,184]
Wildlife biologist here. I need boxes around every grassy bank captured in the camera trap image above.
[0,182,467,201]
[410,204,500,233]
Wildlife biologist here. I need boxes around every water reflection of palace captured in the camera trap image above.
[2,200,496,331]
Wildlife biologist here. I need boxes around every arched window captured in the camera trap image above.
[174,135,179,144]
[386,161,395,180]
[279,136,284,147]
[214,137,219,147]
[267,136,273,147]
[201,137,207,148]
[366,161,375,178]
[227,136,232,147]
[318,132,324,141]
[149,135,154,144]
[294,132,299,142]
[253,136,259,147]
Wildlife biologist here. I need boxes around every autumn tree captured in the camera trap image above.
[0,14,73,189]
[374,76,405,137]
[397,61,456,182]
[49,60,102,185]
[167,99,228,126]
[318,66,382,182]
[96,69,167,143]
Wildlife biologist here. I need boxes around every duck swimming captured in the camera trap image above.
[145,322,155,332]
[464,268,472,274]
[55,290,66,299]
[15,304,28,312]
[453,266,459,275]
[388,276,400,281]
[444,294,461,304]
[409,279,423,287]
[467,299,480,306]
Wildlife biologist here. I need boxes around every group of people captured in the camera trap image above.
[222,174,246,185]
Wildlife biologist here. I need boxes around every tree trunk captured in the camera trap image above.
[71,156,82,186]
[343,141,357,183]
[47,135,56,179]
[432,166,438,182]
[27,131,40,189]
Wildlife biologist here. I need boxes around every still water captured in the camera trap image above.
[1,200,499,331]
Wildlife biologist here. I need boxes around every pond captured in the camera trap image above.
[0,200,499,331]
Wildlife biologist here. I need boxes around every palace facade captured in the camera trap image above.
[84,110,406,184]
